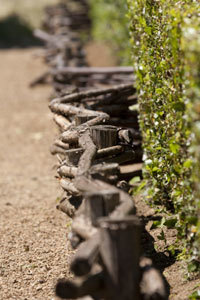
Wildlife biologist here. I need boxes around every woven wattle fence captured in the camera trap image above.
[33,1,167,299]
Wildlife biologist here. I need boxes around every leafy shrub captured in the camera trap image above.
[89,0,131,65]
[127,0,199,270]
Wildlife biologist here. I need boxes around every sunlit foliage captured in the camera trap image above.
[89,0,131,65]
[128,0,199,272]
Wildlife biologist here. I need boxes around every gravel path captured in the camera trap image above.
[0,49,72,300]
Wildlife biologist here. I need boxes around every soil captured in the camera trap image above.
[135,197,200,299]
[0,47,199,300]
[0,49,73,300]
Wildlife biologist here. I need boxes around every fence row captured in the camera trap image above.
[33,1,167,299]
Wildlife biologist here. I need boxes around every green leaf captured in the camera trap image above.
[189,290,200,300]
[136,180,147,193]
[157,230,165,241]
[183,159,192,168]
[172,102,185,112]
[188,262,199,273]
[187,216,198,225]
[129,176,141,185]
[152,166,159,172]
[169,142,180,154]
[164,218,177,229]
[155,88,163,95]
[150,220,161,230]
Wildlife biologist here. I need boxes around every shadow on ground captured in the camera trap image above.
[140,215,178,298]
[0,14,41,48]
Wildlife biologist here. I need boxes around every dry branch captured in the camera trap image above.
[56,197,76,217]
[70,232,100,276]
[60,178,79,195]
[58,165,77,178]
[72,214,98,240]
[77,130,97,176]
[53,114,71,131]
[55,271,105,299]
[96,145,124,159]
[54,83,135,104]
[90,163,119,176]
[52,66,133,75]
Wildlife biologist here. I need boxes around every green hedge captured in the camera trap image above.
[127,0,199,271]
[89,0,131,65]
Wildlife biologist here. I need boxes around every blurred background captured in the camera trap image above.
[0,0,131,65]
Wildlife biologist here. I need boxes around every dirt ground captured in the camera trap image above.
[135,198,200,300]
[0,48,73,300]
[0,48,199,300]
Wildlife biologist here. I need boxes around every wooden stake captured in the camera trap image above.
[90,125,117,149]
[84,190,120,226]
[99,216,141,300]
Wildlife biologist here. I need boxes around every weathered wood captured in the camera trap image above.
[109,186,136,218]
[65,148,83,166]
[50,101,109,121]
[55,271,105,299]
[76,297,93,300]
[84,114,110,127]
[61,130,79,144]
[117,180,131,193]
[50,144,68,155]
[99,216,141,300]
[96,145,124,159]
[75,114,97,126]
[52,66,133,75]
[56,83,135,104]
[90,163,119,176]
[119,163,143,182]
[68,231,83,249]
[30,71,50,87]
[109,117,139,129]
[53,145,123,167]
[84,190,120,226]
[34,29,54,43]
[102,149,136,165]
[70,232,99,276]
[54,139,70,150]
[77,130,97,176]
[140,257,167,300]
[97,104,131,117]
[118,128,133,144]
[90,125,117,149]
[56,197,76,217]
[74,177,136,218]
[88,98,123,110]
[58,165,77,178]
[72,214,98,240]
[60,178,79,195]
[53,114,71,131]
